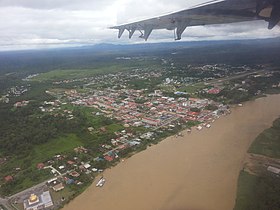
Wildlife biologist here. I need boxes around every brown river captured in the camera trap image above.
[63,94,280,210]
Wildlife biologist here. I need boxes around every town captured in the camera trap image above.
[1,59,280,210]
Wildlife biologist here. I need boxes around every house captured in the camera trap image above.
[267,166,280,175]
[83,163,91,169]
[104,155,114,162]
[207,88,221,94]
[37,163,45,170]
[52,182,64,192]
[48,179,64,191]
[4,175,13,182]
[69,171,80,177]
[58,165,65,170]
[67,160,75,165]
[142,117,161,126]
[74,146,88,154]
[92,168,98,172]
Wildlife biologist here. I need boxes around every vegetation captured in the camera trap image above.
[32,66,131,82]
[0,99,125,195]
[1,38,280,201]
[205,104,218,111]
[249,118,280,158]
[128,77,162,91]
[179,83,207,94]
[234,117,280,210]
[234,171,280,210]
[198,71,280,104]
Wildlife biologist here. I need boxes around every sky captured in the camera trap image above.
[0,0,280,51]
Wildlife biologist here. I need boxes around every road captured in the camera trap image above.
[8,167,71,201]
[44,165,62,176]
[0,196,12,210]
[0,165,70,210]
[206,69,271,85]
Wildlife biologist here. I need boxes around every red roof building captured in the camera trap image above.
[37,163,45,169]
[207,88,221,94]
[67,160,75,165]
[104,155,114,162]
[4,175,13,182]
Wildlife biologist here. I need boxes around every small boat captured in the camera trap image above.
[96,177,106,187]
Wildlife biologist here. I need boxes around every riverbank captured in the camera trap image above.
[63,94,280,210]
[233,116,280,210]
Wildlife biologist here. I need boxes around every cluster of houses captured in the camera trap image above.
[14,100,29,108]
[35,85,230,169]
[0,85,30,104]
[36,145,107,183]
[68,87,226,129]
[8,85,30,97]
[38,100,75,120]
[52,67,163,89]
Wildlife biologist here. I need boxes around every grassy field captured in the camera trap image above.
[32,134,83,165]
[234,170,280,210]
[75,106,124,132]
[248,118,280,158]
[50,187,76,208]
[32,65,130,82]
[179,82,207,94]
[233,171,259,210]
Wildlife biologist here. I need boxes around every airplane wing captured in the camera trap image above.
[110,0,280,40]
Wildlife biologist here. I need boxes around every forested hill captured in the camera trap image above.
[0,37,280,75]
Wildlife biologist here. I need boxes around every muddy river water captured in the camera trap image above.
[63,94,280,210]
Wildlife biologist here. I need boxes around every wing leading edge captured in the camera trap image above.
[110,0,280,40]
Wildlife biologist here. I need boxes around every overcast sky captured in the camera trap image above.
[0,0,280,51]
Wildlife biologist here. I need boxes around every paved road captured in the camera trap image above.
[8,181,47,201]
[44,165,62,176]
[206,69,272,86]
[0,196,12,210]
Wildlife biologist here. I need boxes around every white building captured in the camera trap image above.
[24,191,53,210]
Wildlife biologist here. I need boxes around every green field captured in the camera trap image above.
[179,82,207,94]
[249,118,280,158]
[233,171,259,210]
[32,134,83,164]
[234,170,280,210]
[32,65,130,82]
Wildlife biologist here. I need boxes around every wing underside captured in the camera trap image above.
[110,0,280,40]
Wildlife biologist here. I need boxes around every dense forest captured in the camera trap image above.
[0,103,85,156]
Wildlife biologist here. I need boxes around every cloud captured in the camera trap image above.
[0,0,113,10]
[0,0,279,50]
